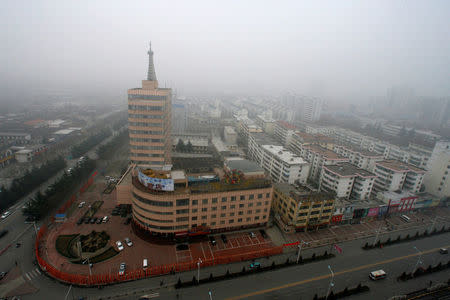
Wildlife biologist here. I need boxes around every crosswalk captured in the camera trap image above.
[24,268,41,281]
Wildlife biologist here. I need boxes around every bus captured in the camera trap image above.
[401,215,410,222]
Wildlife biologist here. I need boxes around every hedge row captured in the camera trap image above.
[363,226,449,250]
[397,260,450,281]
[314,283,370,300]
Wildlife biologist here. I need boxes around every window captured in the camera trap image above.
[176,209,189,214]
[201,223,207,226]
[201,215,207,220]
[230,212,235,216]
[176,199,189,206]
[312,204,321,208]
[202,199,208,204]
[265,201,269,205]
[238,218,242,222]
[255,216,260,220]
[256,209,261,213]
[263,215,267,219]
[238,211,243,215]
[220,220,225,224]
[258,194,263,199]
[310,211,319,215]
[299,212,308,216]
[257,202,262,206]
[221,197,227,203]
[221,206,227,210]
[212,198,218,204]
[229,219,234,224]
[211,214,217,218]
[191,209,198,213]
[264,208,268,212]
[266,193,270,198]
[248,210,253,214]
[230,205,235,209]
[211,222,216,226]
[249,194,254,200]
[231,196,236,201]
[220,213,226,217]
[240,195,245,201]
[212,207,217,211]
[191,216,197,220]
[176,217,189,222]
[239,204,244,208]
[246,217,251,221]
[192,200,198,205]
[300,205,309,210]
[202,208,208,212]
[248,203,253,207]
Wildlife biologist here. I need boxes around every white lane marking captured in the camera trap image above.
[25,273,31,280]
[35,268,41,275]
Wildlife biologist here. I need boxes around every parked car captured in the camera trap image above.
[249,262,261,269]
[15,243,21,248]
[0,230,8,239]
[221,234,228,244]
[124,237,133,247]
[84,218,90,224]
[249,232,256,238]
[176,244,189,251]
[116,241,124,251]
[0,271,7,280]
[118,262,126,275]
[111,210,120,216]
[1,211,11,219]
[209,236,216,246]
[259,229,268,238]
[96,218,102,224]
[102,216,109,223]
[90,217,97,224]
[124,217,132,225]
[77,218,84,225]
[78,201,86,208]
[24,216,36,224]
[440,248,448,254]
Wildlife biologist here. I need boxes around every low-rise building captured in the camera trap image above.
[319,162,376,200]
[301,145,349,180]
[274,121,297,146]
[272,183,334,232]
[333,145,384,171]
[373,160,425,194]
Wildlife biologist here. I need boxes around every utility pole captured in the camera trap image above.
[296,240,308,264]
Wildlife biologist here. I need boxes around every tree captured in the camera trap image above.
[186,140,194,152]
[175,139,185,152]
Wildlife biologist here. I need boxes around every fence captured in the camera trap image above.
[35,171,284,286]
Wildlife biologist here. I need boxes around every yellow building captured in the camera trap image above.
[272,183,334,233]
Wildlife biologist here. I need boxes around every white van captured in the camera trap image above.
[369,269,387,280]
[401,215,410,222]
[78,201,86,208]
[143,259,148,269]
[102,216,109,223]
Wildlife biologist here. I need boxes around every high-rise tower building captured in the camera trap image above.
[128,43,172,168]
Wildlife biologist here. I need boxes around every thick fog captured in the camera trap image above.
[1,0,449,102]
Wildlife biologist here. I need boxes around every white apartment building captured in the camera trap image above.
[424,140,450,198]
[248,133,310,184]
[255,112,276,135]
[333,145,384,171]
[319,162,376,200]
[301,145,349,180]
[299,97,323,123]
[373,160,425,194]
[274,121,297,146]
[224,126,237,145]
[235,116,263,140]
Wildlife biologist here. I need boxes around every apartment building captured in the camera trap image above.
[274,120,297,146]
[255,112,276,135]
[117,163,273,238]
[301,145,349,180]
[333,145,384,171]
[319,162,376,200]
[373,160,425,194]
[424,140,450,198]
[272,183,334,232]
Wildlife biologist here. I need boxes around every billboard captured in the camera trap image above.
[367,207,379,217]
[138,170,174,191]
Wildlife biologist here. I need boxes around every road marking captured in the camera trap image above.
[25,273,31,281]
[226,245,449,300]
[36,269,41,275]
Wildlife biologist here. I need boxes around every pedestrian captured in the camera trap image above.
[429,280,432,286]
[15,261,17,266]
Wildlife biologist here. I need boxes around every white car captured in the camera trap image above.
[1,211,11,219]
[116,241,124,251]
[124,237,133,247]
[118,262,126,275]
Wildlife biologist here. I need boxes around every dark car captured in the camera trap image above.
[221,234,227,244]
[77,218,84,225]
[84,218,90,224]
[209,236,216,246]
[15,243,21,248]
[111,210,120,216]
[176,244,189,251]
[90,217,97,224]
[96,218,102,224]
[124,217,132,225]
[0,230,8,239]
[259,229,268,239]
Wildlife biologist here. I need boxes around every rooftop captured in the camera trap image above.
[224,158,265,174]
[324,162,376,178]
[336,144,383,157]
[250,132,281,146]
[277,120,297,130]
[224,126,237,134]
[275,183,332,203]
[304,144,346,160]
[376,159,426,173]
[261,145,307,165]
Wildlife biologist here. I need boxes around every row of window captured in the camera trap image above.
[129,122,163,127]
[130,138,164,143]
[128,104,164,111]
[132,160,164,165]
[130,145,165,150]
[133,209,173,223]
[129,114,164,119]
[130,130,163,135]
[128,95,167,100]
[133,153,164,157]
[191,209,268,220]
[191,193,270,205]
[133,201,173,215]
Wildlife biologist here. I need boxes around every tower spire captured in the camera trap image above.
[147,42,157,81]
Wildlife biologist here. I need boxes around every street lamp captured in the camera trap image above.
[296,240,309,264]
[325,265,334,300]
[208,290,213,300]
[413,246,422,273]
[197,258,203,284]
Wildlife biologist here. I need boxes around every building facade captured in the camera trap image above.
[128,43,172,168]
[372,160,425,194]
[272,183,334,232]
[424,140,450,198]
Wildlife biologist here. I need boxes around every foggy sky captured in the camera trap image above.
[1,0,449,102]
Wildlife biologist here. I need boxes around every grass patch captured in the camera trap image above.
[80,230,110,252]
[56,234,79,258]
[73,246,119,264]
